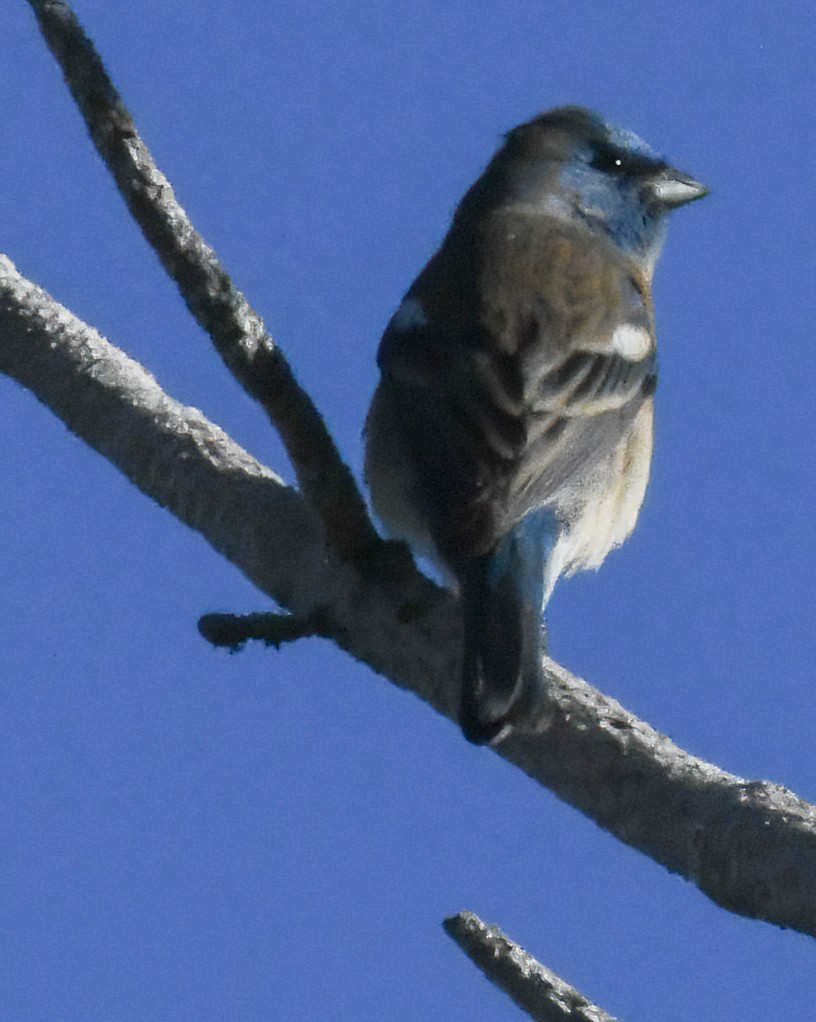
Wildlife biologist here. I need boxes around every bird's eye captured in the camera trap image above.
[590,148,630,175]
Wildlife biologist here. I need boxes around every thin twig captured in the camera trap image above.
[25,0,379,562]
[444,912,620,1021]
[198,610,329,650]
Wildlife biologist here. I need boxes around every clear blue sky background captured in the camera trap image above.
[2,1,815,1018]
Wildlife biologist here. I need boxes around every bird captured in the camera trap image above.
[364,105,706,745]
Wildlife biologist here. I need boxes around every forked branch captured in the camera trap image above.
[3,0,816,951]
[25,0,378,562]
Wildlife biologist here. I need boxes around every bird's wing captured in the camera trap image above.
[376,218,656,560]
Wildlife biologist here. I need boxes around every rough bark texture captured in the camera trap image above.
[3,259,816,941]
[445,912,620,1021]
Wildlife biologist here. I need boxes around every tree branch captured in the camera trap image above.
[2,259,816,940]
[24,0,379,562]
[0,255,325,612]
[444,912,620,1022]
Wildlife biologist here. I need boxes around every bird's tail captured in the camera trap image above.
[459,511,557,745]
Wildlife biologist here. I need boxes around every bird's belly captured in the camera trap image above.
[551,399,654,578]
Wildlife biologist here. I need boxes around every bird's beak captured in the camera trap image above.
[649,168,709,208]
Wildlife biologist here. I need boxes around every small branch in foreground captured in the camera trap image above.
[26,0,379,562]
[199,610,330,651]
[444,912,620,1022]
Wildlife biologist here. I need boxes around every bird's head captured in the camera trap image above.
[460,105,707,273]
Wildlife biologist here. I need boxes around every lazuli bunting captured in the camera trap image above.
[364,106,706,744]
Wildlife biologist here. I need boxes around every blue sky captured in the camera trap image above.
[2,1,816,1018]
